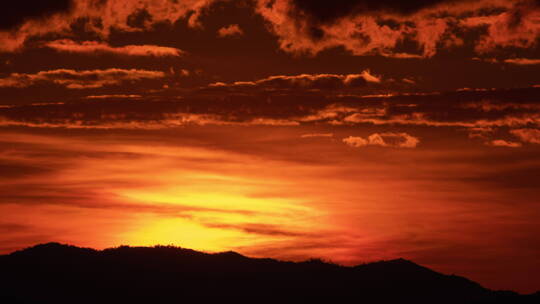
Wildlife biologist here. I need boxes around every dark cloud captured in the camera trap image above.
[0,223,29,233]
[0,0,219,51]
[258,0,540,58]
[464,164,540,189]
[0,162,53,178]
[203,223,311,237]
[290,0,463,24]
[126,8,153,29]
[0,0,73,30]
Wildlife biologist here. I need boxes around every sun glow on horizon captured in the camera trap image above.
[120,216,255,252]
[114,173,323,251]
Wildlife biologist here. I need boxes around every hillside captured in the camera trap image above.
[0,243,538,304]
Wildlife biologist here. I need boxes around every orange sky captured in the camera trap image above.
[1,0,540,294]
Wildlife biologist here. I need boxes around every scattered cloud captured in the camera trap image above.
[0,0,219,52]
[255,0,540,58]
[489,139,523,148]
[1,0,538,62]
[217,24,244,37]
[510,128,540,144]
[466,3,540,54]
[343,133,420,148]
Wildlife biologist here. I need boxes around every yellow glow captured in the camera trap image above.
[114,171,320,252]
[120,216,258,252]
[120,190,307,214]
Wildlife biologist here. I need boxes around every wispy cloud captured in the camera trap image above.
[209,71,382,91]
[85,94,142,100]
[504,58,540,66]
[489,139,522,148]
[301,133,334,138]
[44,40,185,57]
[0,68,166,89]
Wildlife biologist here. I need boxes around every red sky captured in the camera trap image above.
[1,0,540,294]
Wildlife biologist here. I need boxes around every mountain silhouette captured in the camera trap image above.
[0,243,538,303]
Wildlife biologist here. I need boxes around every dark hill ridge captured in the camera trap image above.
[0,243,538,304]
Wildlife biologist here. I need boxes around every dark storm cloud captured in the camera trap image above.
[0,0,73,30]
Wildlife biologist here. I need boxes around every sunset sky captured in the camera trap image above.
[1,0,540,293]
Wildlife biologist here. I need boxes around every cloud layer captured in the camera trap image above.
[1,84,539,150]
[1,0,538,60]
[0,69,166,89]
